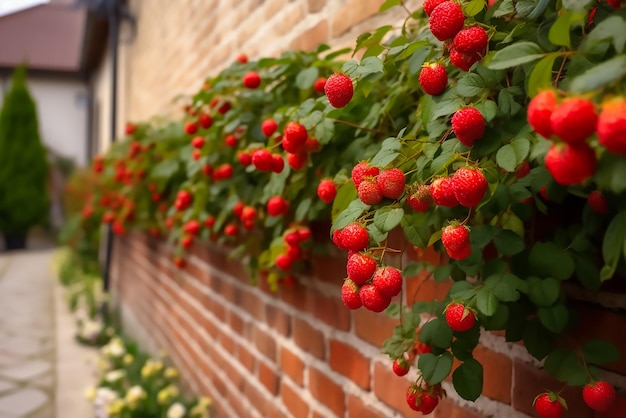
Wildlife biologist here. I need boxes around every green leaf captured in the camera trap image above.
[529,242,575,279]
[331,182,357,220]
[379,0,401,11]
[373,207,404,233]
[295,67,319,90]
[420,318,454,349]
[487,42,544,70]
[538,304,569,333]
[367,223,388,243]
[523,319,555,360]
[452,359,483,401]
[493,229,525,256]
[528,54,558,97]
[150,159,179,179]
[449,281,476,300]
[528,277,561,306]
[476,100,498,122]
[497,89,522,116]
[496,144,518,172]
[582,340,620,365]
[570,55,626,94]
[596,153,626,194]
[370,137,401,167]
[331,199,369,232]
[418,352,454,385]
[602,211,626,271]
[549,11,585,47]
[295,197,312,222]
[456,73,484,97]
[582,16,626,54]
[464,0,486,15]
[544,348,588,385]
[357,56,384,77]
[476,287,499,316]
[562,0,593,11]
[484,273,522,302]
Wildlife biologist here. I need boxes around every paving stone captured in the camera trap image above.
[0,338,51,358]
[0,388,47,416]
[0,361,51,382]
[0,380,16,395]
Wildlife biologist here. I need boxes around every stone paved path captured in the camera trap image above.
[0,242,97,418]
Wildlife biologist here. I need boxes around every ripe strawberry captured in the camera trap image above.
[346,252,377,285]
[282,122,308,153]
[297,227,311,242]
[199,113,213,129]
[515,161,531,179]
[534,392,566,418]
[112,220,126,235]
[415,341,432,354]
[582,380,615,412]
[125,122,137,135]
[180,235,193,248]
[597,98,626,155]
[242,71,261,89]
[224,223,238,237]
[423,0,447,15]
[192,149,201,161]
[233,201,244,218]
[545,143,596,185]
[352,162,380,188]
[445,303,476,332]
[191,136,205,149]
[550,97,597,145]
[332,229,347,250]
[261,119,278,137]
[287,152,307,170]
[406,384,423,411]
[184,122,198,135]
[392,359,410,377]
[372,266,403,297]
[453,26,489,55]
[441,224,471,260]
[286,244,302,261]
[267,196,289,216]
[237,151,252,166]
[358,177,384,205]
[175,190,193,211]
[324,73,354,108]
[173,257,186,269]
[183,220,201,236]
[419,392,439,414]
[317,179,337,204]
[271,154,285,173]
[213,163,233,180]
[419,63,448,95]
[407,185,433,212]
[377,168,405,199]
[341,223,370,251]
[102,212,115,223]
[252,149,273,172]
[588,190,609,214]
[429,1,465,41]
[204,215,215,229]
[236,54,248,64]
[341,279,362,310]
[359,283,391,312]
[201,164,213,177]
[276,254,292,271]
[452,107,485,146]
[305,137,321,153]
[224,134,237,148]
[527,90,557,139]
[453,167,488,207]
[284,231,301,247]
[449,47,482,72]
[430,177,459,207]
[313,77,327,93]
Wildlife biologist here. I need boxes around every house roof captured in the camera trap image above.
[0,1,107,77]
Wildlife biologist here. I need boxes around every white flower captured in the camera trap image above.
[80,319,103,341]
[107,338,126,357]
[105,369,126,382]
[125,385,146,406]
[167,402,186,418]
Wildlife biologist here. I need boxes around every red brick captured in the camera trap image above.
[236,343,256,372]
[373,362,415,416]
[279,281,312,310]
[310,289,351,331]
[266,304,291,336]
[347,395,388,418]
[329,339,370,389]
[281,381,309,418]
[434,399,487,418]
[243,380,269,417]
[241,289,264,319]
[307,0,326,12]
[512,359,593,418]
[258,361,280,395]
[309,251,347,286]
[331,0,383,37]
[293,318,326,359]
[354,308,399,347]
[253,326,277,362]
[405,274,453,306]
[228,311,245,334]
[308,367,345,417]
[280,346,305,386]
[274,4,305,36]
[473,345,512,404]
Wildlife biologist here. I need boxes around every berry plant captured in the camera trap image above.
[62,0,626,414]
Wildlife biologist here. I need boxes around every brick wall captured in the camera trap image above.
[110,233,626,418]
[120,0,417,122]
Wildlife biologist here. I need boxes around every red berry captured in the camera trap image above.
[297,227,311,242]
[205,215,215,229]
[430,177,459,207]
[252,149,273,172]
[173,257,186,269]
[287,152,307,170]
[441,224,471,260]
[515,161,531,179]
[224,223,238,237]
[445,303,476,332]
[282,122,308,154]
[406,386,423,412]
[534,392,565,418]
[243,71,261,89]
[183,220,201,236]
[452,107,485,146]
[376,168,405,199]
[224,134,237,148]
[305,137,321,153]
[423,0,447,15]
[112,221,125,235]
[284,231,301,247]
[313,77,327,93]
[392,359,410,377]
[332,229,347,250]
[453,167,488,207]
[286,244,302,261]
[191,136,205,149]
[429,1,465,41]
[341,279,362,310]
[267,196,289,217]
[550,97,597,145]
[233,201,244,218]
[199,113,213,129]
[238,151,252,166]
[358,177,384,205]
[453,26,489,55]
[261,119,278,137]
[359,283,391,312]
[236,54,248,64]
[597,98,626,155]
[340,223,370,252]
[214,163,233,180]
[276,254,292,271]
[241,206,256,223]
[419,392,439,414]
[202,164,213,177]
[324,73,354,108]
[588,190,609,214]
[184,122,198,135]
[372,266,402,297]
[271,154,285,173]
[407,185,433,212]
[180,235,193,248]
[582,380,615,412]
[545,143,597,185]
[317,179,337,204]
[352,162,380,188]
[449,47,482,72]
[192,149,201,161]
[346,252,377,285]
[527,90,557,139]
[419,62,448,95]
[125,122,136,135]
